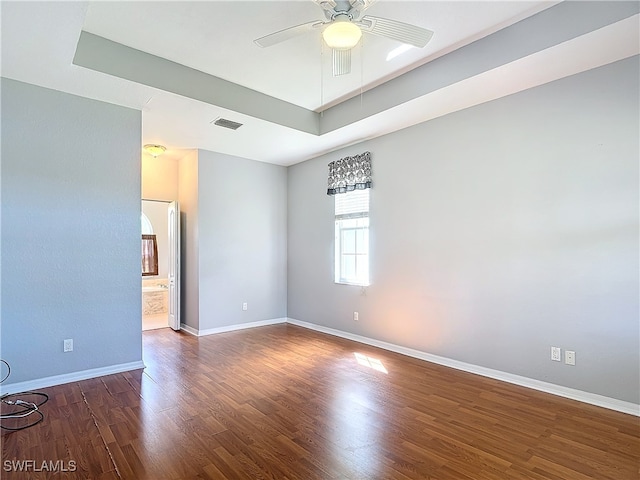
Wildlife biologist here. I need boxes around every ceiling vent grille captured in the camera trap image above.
[212,117,243,130]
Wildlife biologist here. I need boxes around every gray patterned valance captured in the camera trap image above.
[327,151,372,196]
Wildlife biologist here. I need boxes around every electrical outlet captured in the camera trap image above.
[63,339,73,353]
[242,302,248,311]
[353,312,359,321]
[565,350,576,366]
[551,346,561,362]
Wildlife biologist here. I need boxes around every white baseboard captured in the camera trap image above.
[179,323,199,336]
[286,318,640,417]
[180,317,287,337]
[12,321,634,416]
[0,361,145,396]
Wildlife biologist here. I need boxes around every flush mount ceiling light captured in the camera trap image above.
[143,144,166,157]
[322,14,362,50]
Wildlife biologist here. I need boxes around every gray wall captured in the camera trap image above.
[1,79,142,385]
[287,57,639,404]
[197,150,287,330]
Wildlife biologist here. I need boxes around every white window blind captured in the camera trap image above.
[335,189,369,218]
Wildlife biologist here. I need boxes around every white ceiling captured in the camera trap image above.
[82,1,551,111]
[1,1,638,165]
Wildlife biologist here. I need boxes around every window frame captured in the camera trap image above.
[334,189,370,286]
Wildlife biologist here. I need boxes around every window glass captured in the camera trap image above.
[335,190,370,286]
[141,212,154,235]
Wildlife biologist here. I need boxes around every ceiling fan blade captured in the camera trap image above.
[254,21,322,48]
[351,0,376,8]
[348,0,377,19]
[313,0,337,10]
[313,0,338,20]
[332,48,351,76]
[359,15,434,48]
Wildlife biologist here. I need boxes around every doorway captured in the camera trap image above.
[141,200,180,331]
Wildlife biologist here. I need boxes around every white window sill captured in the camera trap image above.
[335,280,370,287]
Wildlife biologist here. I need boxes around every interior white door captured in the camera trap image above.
[168,201,181,331]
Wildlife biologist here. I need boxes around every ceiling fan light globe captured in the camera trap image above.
[322,21,362,50]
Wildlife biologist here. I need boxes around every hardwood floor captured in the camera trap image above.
[2,324,638,479]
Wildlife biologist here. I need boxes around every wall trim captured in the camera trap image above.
[286,317,640,417]
[180,317,287,337]
[0,361,146,396]
[179,323,199,336]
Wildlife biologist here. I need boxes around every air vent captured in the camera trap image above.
[212,117,243,130]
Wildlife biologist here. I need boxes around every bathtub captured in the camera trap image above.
[142,281,168,315]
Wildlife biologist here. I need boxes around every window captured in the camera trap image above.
[141,212,154,235]
[142,234,158,276]
[141,212,157,276]
[335,189,369,286]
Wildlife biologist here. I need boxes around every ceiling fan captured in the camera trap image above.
[254,0,434,77]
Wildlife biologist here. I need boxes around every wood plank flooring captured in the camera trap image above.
[2,324,638,479]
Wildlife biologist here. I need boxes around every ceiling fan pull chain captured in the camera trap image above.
[360,34,364,110]
[320,36,325,116]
